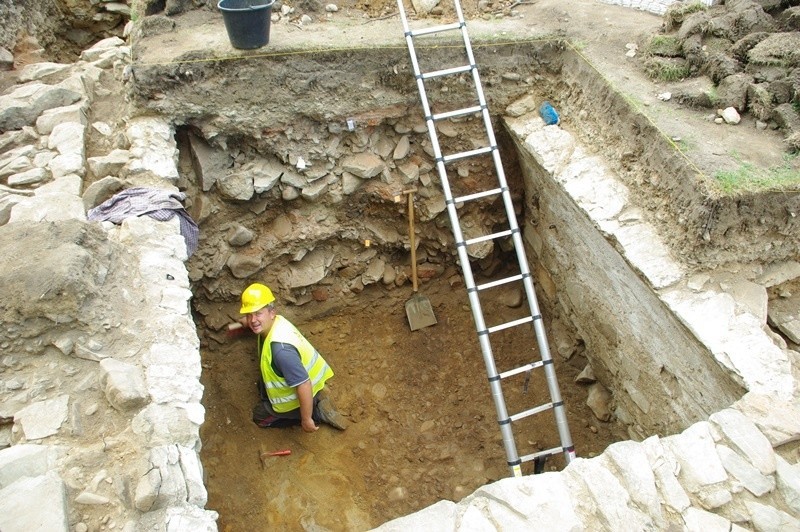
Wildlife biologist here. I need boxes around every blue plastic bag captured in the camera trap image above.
[539,101,560,125]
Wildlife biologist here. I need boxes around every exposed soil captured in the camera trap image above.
[197,270,626,531]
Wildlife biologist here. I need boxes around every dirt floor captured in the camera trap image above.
[197,268,626,531]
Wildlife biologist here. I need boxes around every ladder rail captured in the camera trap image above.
[397,0,576,475]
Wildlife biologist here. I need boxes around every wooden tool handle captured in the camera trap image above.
[408,192,418,293]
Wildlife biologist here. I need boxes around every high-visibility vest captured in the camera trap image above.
[259,315,334,413]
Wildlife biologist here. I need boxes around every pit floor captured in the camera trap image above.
[198,271,626,530]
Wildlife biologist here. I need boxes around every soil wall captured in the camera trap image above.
[0,0,126,61]
[536,47,800,269]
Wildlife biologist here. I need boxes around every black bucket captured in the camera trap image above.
[218,0,276,50]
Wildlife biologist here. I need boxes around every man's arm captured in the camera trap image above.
[271,342,317,433]
[296,380,318,433]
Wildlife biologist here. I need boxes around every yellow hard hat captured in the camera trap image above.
[240,283,275,314]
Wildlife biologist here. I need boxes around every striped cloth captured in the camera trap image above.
[87,187,199,257]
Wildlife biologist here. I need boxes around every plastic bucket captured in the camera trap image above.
[218,0,276,49]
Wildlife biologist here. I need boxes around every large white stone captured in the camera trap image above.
[99,358,150,412]
[17,62,71,82]
[710,408,776,476]
[126,117,179,182]
[8,191,86,223]
[776,455,800,514]
[716,444,775,497]
[478,472,582,529]
[14,395,70,440]
[178,445,208,507]
[745,500,800,531]
[36,102,87,135]
[604,441,664,524]
[48,121,85,156]
[664,422,728,491]
[663,289,794,398]
[0,445,60,490]
[564,458,653,530]
[48,152,85,178]
[682,506,733,531]
[642,435,691,512]
[0,472,69,531]
[736,393,800,447]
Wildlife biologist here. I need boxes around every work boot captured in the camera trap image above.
[315,395,349,430]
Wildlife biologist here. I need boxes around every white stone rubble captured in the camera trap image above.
[0,37,216,531]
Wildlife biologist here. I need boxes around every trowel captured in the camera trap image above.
[404,189,437,331]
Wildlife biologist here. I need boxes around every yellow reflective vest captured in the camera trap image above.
[259,315,334,413]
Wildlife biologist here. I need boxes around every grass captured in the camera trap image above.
[646,35,683,58]
[713,153,800,195]
[644,57,691,82]
[664,2,708,31]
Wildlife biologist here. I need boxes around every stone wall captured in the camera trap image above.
[510,118,746,439]
[0,38,216,531]
[505,103,797,437]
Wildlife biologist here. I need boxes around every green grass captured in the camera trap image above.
[646,35,683,58]
[713,153,800,195]
[644,57,691,82]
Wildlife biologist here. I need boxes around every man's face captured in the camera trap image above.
[246,305,275,335]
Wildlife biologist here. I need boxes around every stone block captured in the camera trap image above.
[710,408,776,476]
[776,455,800,514]
[0,472,69,531]
[14,395,70,440]
[100,358,150,412]
[716,444,775,497]
[0,444,58,490]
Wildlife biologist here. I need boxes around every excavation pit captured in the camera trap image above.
[1,1,796,530]
[123,6,793,530]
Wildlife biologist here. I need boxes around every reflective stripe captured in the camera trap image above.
[259,315,334,413]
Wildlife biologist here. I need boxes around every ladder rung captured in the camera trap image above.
[408,21,463,37]
[486,315,533,334]
[453,187,502,205]
[442,145,492,163]
[519,446,563,464]
[421,64,473,80]
[476,273,523,291]
[432,105,482,122]
[510,402,554,422]
[464,228,512,247]
[498,360,544,380]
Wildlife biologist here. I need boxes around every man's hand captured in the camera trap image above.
[300,417,318,433]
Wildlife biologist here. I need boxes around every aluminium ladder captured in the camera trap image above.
[397,0,576,477]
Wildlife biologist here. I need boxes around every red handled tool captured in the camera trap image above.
[265,449,291,456]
